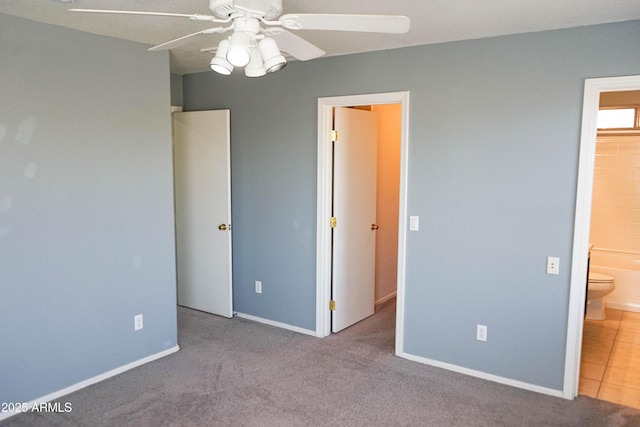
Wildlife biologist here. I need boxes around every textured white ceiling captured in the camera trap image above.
[2,0,639,74]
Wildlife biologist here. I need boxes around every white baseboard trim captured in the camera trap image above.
[0,345,180,422]
[234,312,317,337]
[606,301,640,313]
[375,292,397,307]
[397,351,565,399]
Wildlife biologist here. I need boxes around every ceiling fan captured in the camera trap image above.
[70,0,410,77]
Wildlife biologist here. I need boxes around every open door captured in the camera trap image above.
[332,107,378,332]
[173,110,233,318]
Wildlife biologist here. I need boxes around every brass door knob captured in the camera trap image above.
[371,224,379,230]
[218,224,228,231]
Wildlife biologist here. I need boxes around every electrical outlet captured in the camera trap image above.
[134,314,143,331]
[255,281,262,294]
[547,256,560,275]
[477,324,487,342]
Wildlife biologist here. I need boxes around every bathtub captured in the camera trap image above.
[590,249,640,312]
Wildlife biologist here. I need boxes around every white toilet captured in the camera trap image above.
[586,272,615,320]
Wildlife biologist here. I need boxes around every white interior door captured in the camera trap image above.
[173,110,233,318]
[332,107,378,332]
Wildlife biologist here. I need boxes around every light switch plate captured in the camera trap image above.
[410,216,419,231]
[134,314,143,331]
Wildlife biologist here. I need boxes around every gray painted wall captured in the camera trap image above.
[0,14,177,403]
[183,20,640,391]
[170,74,184,107]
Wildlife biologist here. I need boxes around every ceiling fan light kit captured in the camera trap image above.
[209,39,234,75]
[244,45,267,77]
[69,0,410,78]
[226,31,252,66]
[211,22,286,76]
[259,37,287,73]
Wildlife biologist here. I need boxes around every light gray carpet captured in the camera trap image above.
[3,304,640,426]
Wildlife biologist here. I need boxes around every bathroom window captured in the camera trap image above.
[597,107,639,129]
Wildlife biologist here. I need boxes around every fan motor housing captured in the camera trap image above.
[209,0,283,20]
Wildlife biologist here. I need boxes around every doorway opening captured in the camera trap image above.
[330,105,400,333]
[565,75,640,400]
[576,89,640,407]
[315,92,410,357]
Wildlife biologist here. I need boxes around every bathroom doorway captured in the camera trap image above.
[566,75,640,402]
[578,89,640,408]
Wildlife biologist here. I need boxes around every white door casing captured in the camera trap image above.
[173,110,233,318]
[332,107,378,332]
[316,92,410,349]
[565,75,640,399]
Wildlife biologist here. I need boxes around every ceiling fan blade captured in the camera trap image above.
[69,9,230,24]
[267,29,325,61]
[148,27,231,51]
[279,14,410,33]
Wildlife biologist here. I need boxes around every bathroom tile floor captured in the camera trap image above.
[579,308,640,409]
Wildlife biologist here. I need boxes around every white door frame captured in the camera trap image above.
[564,75,640,399]
[315,91,410,353]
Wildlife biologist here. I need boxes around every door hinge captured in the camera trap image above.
[329,300,336,311]
[331,130,338,142]
[330,217,337,228]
